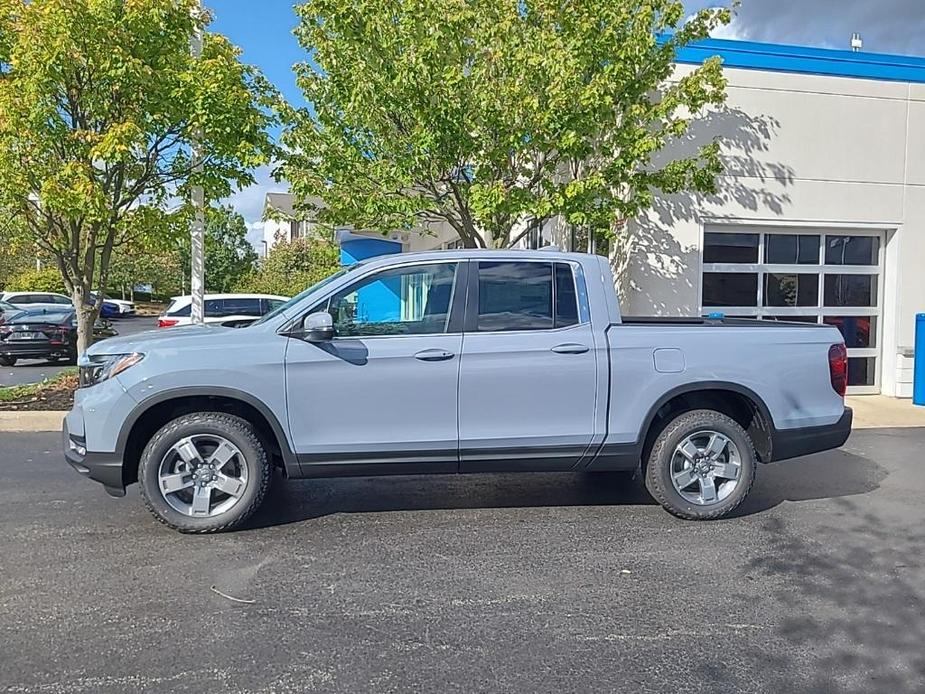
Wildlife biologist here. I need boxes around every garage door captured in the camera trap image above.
[700,227,883,394]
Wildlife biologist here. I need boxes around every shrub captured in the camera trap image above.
[5,268,66,294]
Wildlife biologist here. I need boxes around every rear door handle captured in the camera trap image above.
[414,349,455,362]
[551,343,590,354]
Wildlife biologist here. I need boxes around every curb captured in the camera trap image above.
[0,411,66,433]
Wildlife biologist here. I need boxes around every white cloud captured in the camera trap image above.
[220,163,289,252]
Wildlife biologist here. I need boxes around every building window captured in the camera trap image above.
[701,229,883,393]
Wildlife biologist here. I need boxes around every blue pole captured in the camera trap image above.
[915,314,925,406]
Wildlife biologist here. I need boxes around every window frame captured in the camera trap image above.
[464,259,590,334]
[303,259,469,339]
[700,226,884,394]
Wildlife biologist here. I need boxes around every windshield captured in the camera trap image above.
[250,265,359,326]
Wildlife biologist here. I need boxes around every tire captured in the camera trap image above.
[645,409,756,521]
[138,412,272,533]
[0,355,16,366]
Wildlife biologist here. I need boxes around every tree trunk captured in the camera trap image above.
[72,288,100,357]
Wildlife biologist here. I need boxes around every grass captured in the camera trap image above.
[0,368,78,409]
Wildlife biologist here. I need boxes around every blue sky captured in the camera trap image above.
[209,0,924,247]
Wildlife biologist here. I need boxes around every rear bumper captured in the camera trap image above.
[1,342,72,358]
[62,420,125,497]
[770,407,853,462]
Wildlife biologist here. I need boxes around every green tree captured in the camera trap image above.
[176,206,258,293]
[5,267,66,293]
[281,0,730,249]
[0,0,276,352]
[236,235,340,298]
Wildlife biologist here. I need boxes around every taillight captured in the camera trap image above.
[47,329,68,344]
[828,343,848,397]
[157,317,178,328]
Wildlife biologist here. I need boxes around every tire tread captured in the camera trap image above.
[645,409,756,521]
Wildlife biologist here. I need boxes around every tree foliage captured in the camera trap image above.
[0,0,276,351]
[281,0,730,248]
[176,206,258,293]
[236,235,340,298]
[4,267,66,293]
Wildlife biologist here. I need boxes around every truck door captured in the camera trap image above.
[284,260,466,473]
[457,260,598,471]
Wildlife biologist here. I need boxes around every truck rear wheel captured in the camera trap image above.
[138,412,272,533]
[645,409,756,520]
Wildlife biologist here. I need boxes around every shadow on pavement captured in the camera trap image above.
[248,447,885,530]
[732,447,886,517]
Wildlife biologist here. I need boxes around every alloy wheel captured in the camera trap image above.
[157,434,248,518]
[669,430,742,506]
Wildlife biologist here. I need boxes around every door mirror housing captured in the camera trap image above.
[304,311,335,342]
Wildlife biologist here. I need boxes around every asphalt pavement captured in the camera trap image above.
[0,317,157,387]
[1,428,923,693]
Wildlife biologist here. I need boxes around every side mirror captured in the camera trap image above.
[304,311,335,342]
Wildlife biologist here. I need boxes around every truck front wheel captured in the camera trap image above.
[645,409,756,520]
[138,412,272,533]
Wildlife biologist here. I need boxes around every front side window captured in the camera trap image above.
[222,298,262,317]
[477,262,553,332]
[325,262,459,337]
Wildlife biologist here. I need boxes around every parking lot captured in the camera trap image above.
[1,427,923,693]
[0,317,157,387]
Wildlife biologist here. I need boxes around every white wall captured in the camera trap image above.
[620,65,925,396]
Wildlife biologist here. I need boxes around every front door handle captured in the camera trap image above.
[414,349,455,362]
[551,343,590,355]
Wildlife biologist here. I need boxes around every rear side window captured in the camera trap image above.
[555,263,579,328]
[477,262,553,332]
[15,295,35,304]
[222,298,262,317]
[204,299,224,317]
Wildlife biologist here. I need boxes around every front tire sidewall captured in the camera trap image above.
[646,410,756,520]
[138,413,270,533]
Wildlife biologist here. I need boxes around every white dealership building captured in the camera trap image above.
[266,37,925,396]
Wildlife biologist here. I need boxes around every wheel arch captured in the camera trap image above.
[639,382,775,466]
[118,387,298,488]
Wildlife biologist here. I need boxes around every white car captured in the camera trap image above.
[157,293,289,328]
[0,291,73,311]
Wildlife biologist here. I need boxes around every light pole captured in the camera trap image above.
[189,0,205,323]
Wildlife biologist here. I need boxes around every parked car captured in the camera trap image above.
[0,291,73,311]
[0,309,117,366]
[89,292,136,318]
[0,300,22,326]
[157,293,289,328]
[65,249,852,533]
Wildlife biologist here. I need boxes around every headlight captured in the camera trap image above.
[78,352,145,388]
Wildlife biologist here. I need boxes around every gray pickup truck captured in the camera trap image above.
[64,249,852,533]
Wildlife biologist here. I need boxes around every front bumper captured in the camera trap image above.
[770,407,853,462]
[63,419,125,497]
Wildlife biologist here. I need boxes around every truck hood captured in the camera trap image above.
[85,323,233,357]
